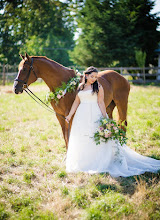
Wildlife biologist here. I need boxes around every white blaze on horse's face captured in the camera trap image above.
[17,60,31,82]
[18,60,26,73]
[87,72,98,84]
[17,66,23,78]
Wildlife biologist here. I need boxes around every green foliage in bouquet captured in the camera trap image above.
[45,75,81,105]
[94,117,127,146]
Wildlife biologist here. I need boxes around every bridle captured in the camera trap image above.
[14,57,70,147]
[14,57,38,89]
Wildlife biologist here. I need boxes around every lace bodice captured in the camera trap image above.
[78,90,98,103]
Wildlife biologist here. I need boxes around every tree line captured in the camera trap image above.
[0,0,159,67]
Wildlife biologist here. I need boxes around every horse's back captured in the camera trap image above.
[98,70,130,92]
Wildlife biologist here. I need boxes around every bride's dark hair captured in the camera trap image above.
[78,66,99,94]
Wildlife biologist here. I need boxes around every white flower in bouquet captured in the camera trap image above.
[102,118,107,124]
[104,129,112,138]
[99,131,104,136]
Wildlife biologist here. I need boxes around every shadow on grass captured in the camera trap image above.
[97,169,160,196]
[149,154,160,160]
[117,171,160,196]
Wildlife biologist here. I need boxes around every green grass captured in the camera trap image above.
[0,83,160,219]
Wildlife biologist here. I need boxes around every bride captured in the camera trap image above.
[65,66,160,177]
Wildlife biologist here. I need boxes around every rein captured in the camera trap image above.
[14,58,70,146]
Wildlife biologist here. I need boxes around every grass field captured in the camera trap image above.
[0,83,160,220]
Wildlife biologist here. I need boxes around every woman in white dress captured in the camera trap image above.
[65,66,160,177]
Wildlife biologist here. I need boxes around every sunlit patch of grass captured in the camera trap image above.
[34,141,41,146]
[88,186,100,199]
[31,210,57,220]
[56,145,66,153]
[6,177,19,184]
[40,134,48,141]
[7,157,24,167]
[57,170,67,178]
[146,120,153,127]
[20,144,30,152]
[50,165,59,173]
[84,191,134,219]
[71,188,89,208]
[1,185,13,196]
[61,186,69,196]
[151,131,160,140]
[22,117,32,122]
[9,196,40,219]
[45,145,52,152]
[0,126,5,132]
[27,160,35,167]
[9,148,16,156]
[23,171,36,184]
[0,202,10,220]
[0,149,6,154]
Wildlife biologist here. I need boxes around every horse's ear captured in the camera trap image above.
[19,54,25,59]
[25,52,31,62]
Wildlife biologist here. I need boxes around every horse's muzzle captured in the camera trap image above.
[13,81,23,94]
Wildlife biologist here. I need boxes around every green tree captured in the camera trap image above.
[20,33,73,66]
[70,0,160,67]
[0,0,74,65]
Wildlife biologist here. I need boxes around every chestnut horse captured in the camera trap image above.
[13,53,130,149]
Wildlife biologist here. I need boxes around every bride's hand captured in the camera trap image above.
[65,115,71,123]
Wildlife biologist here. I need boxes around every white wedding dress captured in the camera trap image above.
[66,89,160,177]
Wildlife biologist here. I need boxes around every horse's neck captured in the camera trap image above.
[35,57,75,91]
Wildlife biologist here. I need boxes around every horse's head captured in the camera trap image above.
[13,53,38,94]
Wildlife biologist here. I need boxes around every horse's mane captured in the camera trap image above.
[32,56,73,72]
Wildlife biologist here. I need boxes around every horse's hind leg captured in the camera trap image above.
[114,94,129,132]
[106,100,116,119]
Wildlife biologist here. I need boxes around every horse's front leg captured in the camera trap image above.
[56,115,68,148]
[56,115,70,149]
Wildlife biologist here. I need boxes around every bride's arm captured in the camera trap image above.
[65,94,80,123]
[97,85,107,118]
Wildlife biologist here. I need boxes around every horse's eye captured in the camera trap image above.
[23,68,26,71]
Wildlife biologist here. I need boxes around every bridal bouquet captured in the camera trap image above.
[93,117,127,146]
